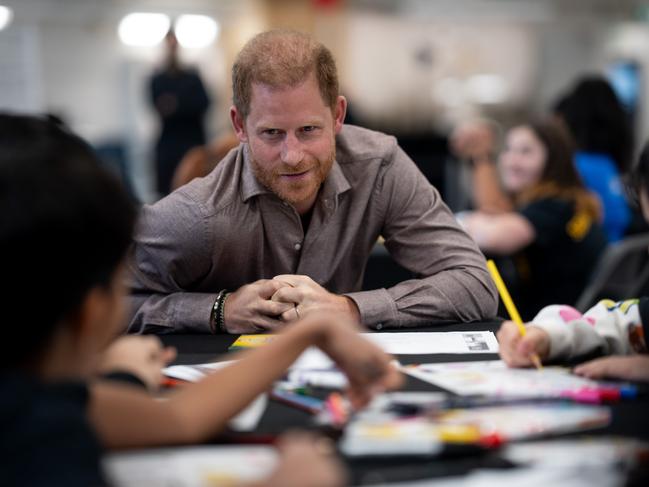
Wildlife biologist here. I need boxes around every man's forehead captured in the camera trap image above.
[246,81,333,126]
[250,111,329,128]
[250,70,317,95]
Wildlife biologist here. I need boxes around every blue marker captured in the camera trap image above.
[271,387,325,414]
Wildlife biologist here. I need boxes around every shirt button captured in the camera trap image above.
[375,323,383,330]
[294,243,302,251]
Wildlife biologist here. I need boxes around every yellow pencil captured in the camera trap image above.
[486,259,543,370]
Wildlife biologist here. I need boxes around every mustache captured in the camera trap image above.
[273,159,316,175]
[248,146,336,177]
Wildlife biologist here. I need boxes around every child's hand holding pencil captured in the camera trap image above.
[497,321,550,368]
[486,260,545,370]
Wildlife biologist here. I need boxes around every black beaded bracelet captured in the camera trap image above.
[210,289,229,334]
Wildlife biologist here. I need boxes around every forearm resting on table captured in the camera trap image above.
[126,291,217,334]
[348,265,497,326]
[90,322,326,449]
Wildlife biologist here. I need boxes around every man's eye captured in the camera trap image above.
[264,129,280,136]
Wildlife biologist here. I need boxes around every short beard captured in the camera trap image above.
[248,145,335,207]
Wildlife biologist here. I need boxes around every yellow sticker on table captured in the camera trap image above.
[230,334,277,349]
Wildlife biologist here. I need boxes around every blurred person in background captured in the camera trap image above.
[459,119,607,320]
[150,30,211,197]
[553,76,632,242]
[171,131,239,191]
[497,141,649,382]
[449,118,512,214]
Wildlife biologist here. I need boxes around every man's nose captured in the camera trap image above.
[280,133,304,167]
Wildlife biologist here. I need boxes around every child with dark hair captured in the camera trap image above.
[0,114,401,486]
[554,76,633,242]
[461,119,607,320]
[497,141,649,381]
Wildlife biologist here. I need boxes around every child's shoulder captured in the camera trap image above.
[0,375,105,486]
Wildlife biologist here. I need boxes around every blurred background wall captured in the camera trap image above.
[1,0,648,202]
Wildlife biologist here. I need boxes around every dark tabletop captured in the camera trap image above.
[159,321,649,485]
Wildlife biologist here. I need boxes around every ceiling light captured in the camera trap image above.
[175,14,219,48]
[465,74,509,105]
[0,6,13,31]
[118,13,170,47]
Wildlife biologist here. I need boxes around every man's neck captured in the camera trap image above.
[292,192,318,216]
[300,206,314,233]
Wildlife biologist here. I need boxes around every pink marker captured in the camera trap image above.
[559,388,602,404]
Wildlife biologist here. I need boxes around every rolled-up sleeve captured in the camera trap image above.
[347,145,498,328]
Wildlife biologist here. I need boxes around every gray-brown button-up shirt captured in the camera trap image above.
[126,125,497,333]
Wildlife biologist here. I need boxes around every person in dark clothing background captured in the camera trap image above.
[553,76,633,241]
[150,30,210,196]
[459,119,607,320]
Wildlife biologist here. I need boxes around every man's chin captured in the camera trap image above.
[278,194,315,208]
[273,185,318,208]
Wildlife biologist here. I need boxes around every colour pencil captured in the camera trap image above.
[486,259,543,370]
[325,392,348,426]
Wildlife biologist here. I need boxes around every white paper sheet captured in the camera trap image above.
[363,331,499,354]
[364,437,646,487]
[434,404,610,440]
[290,346,335,369]
[162,361,267,431]
[104,445,278,487]
[229,394,268,431]
[163,361,234,382]
[163,350,338,376]
[403,360,601,397]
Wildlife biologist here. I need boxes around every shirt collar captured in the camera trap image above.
[240,144,352,204]
[240,145,271,202]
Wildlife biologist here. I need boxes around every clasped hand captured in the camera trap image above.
[271,274,360,323]
[222,275,360,334]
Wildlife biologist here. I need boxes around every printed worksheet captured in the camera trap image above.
[403,360,602,397]
[363,331,499,354]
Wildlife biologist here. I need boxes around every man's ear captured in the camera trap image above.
[230,106,249,143]
[333,95,347,134]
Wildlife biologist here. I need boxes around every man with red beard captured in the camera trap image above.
[126,30,497,334]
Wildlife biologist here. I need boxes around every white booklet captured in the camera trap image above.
[104,445,277,487]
